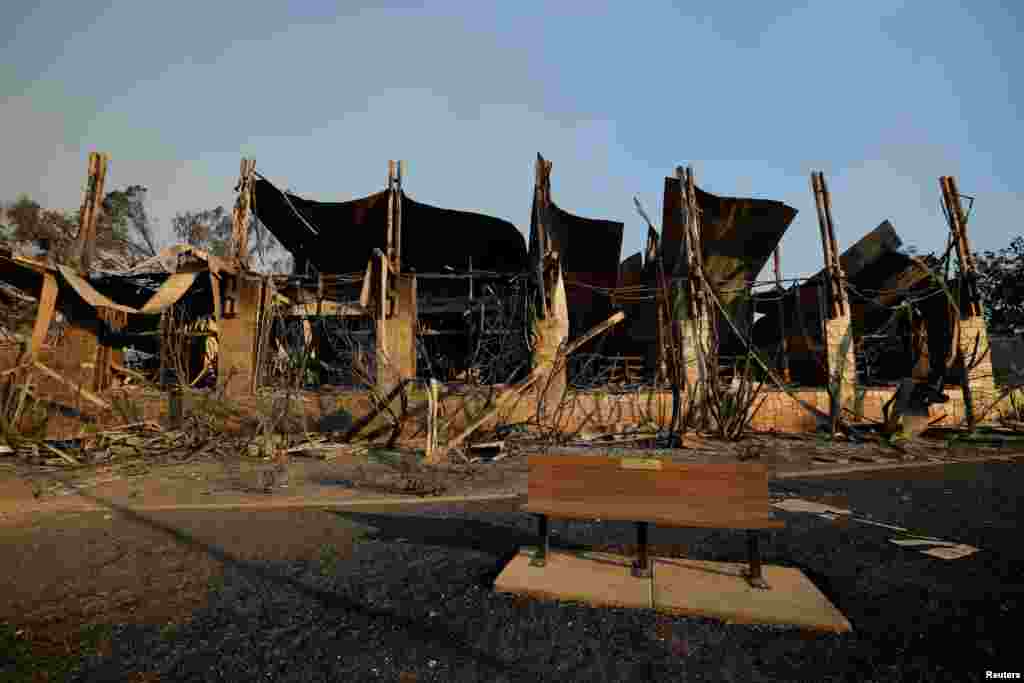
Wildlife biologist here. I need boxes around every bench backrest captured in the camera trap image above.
[527,454,780,529]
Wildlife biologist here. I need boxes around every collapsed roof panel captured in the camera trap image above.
[661,176,798,299]
[804,220,905,286]
[546,201,624,293]
[252,177,528,275]
[657,177,797,350]
[547,202,624,347]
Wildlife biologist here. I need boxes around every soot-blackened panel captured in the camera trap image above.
[253,177,527,275]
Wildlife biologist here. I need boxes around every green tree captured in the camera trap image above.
[171,206,234,256]
[98,185,158,258]
[3,187,156,265]
[4,195,77,247]
[975,236,1024,334]
[170,207,287,271]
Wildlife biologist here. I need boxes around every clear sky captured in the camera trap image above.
[2,0,1020,280]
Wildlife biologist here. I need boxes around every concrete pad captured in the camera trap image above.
[494,549,652,609]
[652,558,852,634]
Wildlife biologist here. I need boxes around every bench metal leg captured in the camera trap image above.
[632,522,652,578]
[530,514,549,567]
[746,530,770,590]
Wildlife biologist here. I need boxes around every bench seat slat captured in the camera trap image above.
[523,500,785,530]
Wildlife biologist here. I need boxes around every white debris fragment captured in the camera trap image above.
[921,544,979,560]
[771,498,852,516]
[889,538,959,547]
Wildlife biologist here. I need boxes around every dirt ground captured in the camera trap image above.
[0,447,527,680]
[0,506,382,681]
[0,448,526,520]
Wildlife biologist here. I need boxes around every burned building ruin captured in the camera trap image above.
[0,152,1002,441]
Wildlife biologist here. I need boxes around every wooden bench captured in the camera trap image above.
[523,454,784,589]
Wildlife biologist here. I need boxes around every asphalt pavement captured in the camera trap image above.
[63,457,1024,682]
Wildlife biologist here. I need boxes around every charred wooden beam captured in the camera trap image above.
[810,171,848,319]
[773,247,791,383]
[231,158,256,269]
[939,175,981,318]
[75,152,109,273]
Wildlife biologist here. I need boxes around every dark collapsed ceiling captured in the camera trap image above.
[652,177,798,347]
[660,177,799,297]
[542,201,624,293]
[253,177,528,275]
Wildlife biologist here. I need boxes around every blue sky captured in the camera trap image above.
[2,0,1020,280]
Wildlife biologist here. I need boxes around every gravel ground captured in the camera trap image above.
[62,460,1024,682]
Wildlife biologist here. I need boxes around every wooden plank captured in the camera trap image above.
[424,378,440,462]
[563,311,625,357]
[33,360,110,409]
[76,152,108,273]
[811,172,839,318]
[110,362,148,383]
[359,257,374,309]
[395,160,403,275]
[386,160,396,269]
[525,455,781,529]
[0,363,31,378]
[27,272,58,360]
[523,501,784,530]
[231,158,255,268]
[92,342,112,393]
[532,154,551,320]
[527,465,771,502]
[818,172,846,317]
[940,175,981,317]
[210,271,222,322]
[773,247,791,383]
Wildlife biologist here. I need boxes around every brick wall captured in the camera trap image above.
[824,314,857,411]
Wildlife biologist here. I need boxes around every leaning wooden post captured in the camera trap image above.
[679,166,710,425]
[231,158,256,270]
[773,247,791,383]
[76,152,109,273]
[386,160,397,272]
[394,161,404,275]
[811,171,855,434]
[425,378,441,462]
[940,176,981,317]
[940,175,992,429]
[531,155,551,320]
